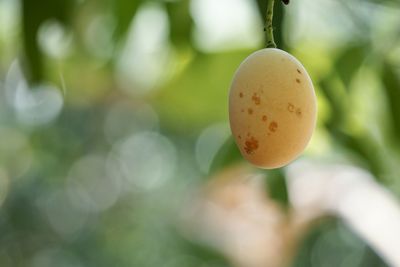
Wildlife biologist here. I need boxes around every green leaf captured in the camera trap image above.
[335,43,367,87]
[209,136,243,174]
[166,0,193,48]
[174,229,230,266]
[382,63,400,141]
[112,0,142,42]
[292,218,389,267]
[21,0,73,83]
[328,127,383,180]
[265,168,289,210]
[320,74,383,179]
[319,76,346,128]
[365,0,400,7]
[154,50,253,133]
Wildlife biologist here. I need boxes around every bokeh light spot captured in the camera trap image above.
[103,100,159,144]
[107,131,176,191]
[67,154,121,213]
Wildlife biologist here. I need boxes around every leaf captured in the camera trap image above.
[335,43,367,88]
[174,229,230,265]
[320,74,383,179]
[319,75,346,128]
[21,0,73,83]
[328,126,383,180]
[209,136,243,174]
[166,0,193,48]
[365,0,400,7]
[291,218,389,267]
[264,168,289,210]
[112,0,142,42]
[382,63,400,141]
[154,50,253,132]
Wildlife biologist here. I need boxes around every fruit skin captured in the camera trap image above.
[229,48,317,169]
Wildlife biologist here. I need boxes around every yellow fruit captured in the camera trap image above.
[229,48,317,169]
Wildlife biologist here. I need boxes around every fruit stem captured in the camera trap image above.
[265,0,277,48]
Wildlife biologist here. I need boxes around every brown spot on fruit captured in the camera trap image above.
[269,121,278,132]
[296,78,301,84]
[248,108,253,115]
[252,93,261,105]
[238,135,242,139]
[241,109,244,113]
[296,108,302,117]
[239,92,243,98]
[287,103,295,112]
[297,69,302,74]
[244,136,259,154]
[262,115,268,122]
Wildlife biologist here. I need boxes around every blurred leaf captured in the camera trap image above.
[155,50,253,133]
[382,63,400,142]
[112,0,142,42]
[166,0,193,48]
[21,0,73,83]
[175,232,231,266]
[265,169,289,210]
[292,218,389,267]
[209,136,243,174]
[319,76,346,128]
[365,0,400,7]
[321,72,383,180]
[335,43,368,87]
[328,127,383,180]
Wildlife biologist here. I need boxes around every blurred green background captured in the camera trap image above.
[0,0,400,266]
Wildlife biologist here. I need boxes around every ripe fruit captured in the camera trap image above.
[229,48,317,169]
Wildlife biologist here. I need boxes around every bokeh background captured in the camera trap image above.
[0,0,400,266]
